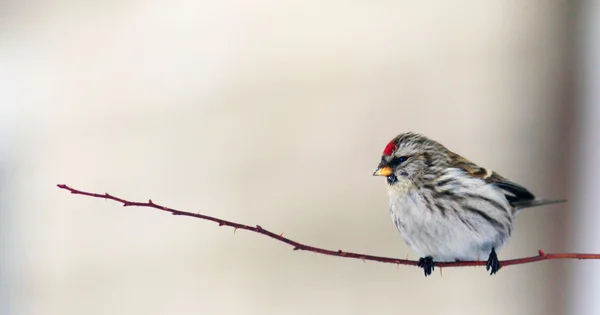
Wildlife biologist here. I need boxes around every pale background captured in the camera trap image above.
[0,1,594,315]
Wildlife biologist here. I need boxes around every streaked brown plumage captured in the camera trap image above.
[373,132,565,276]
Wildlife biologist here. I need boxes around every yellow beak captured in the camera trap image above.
[373,166,393,176]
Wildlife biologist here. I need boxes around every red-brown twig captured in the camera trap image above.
[57,184,600,269]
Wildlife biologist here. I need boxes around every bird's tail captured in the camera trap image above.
[513,198,567,211]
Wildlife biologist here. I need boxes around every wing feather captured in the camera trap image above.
[447,151,535,205]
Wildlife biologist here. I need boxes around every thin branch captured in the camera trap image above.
[57,184,600,269]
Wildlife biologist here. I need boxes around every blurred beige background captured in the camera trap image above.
[0,1,584,315]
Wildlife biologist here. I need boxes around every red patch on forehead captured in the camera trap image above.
[383,140,396,156]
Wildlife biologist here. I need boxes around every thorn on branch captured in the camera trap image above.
[255,225,263,231]
[538,250,546,256]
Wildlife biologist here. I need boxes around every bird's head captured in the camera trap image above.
[373,132,448,185]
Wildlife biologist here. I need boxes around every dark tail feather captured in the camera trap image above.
[513,198,567,210]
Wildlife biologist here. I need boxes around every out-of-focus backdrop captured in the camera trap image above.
[0,1,596,315]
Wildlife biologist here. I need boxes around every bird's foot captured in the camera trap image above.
[485,248,500,275]
[417,256,435,277]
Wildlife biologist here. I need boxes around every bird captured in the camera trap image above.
[372,132,565,276]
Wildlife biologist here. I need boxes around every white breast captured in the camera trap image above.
[387,174,512,261]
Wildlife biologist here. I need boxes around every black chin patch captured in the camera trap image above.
[387,174,398,184]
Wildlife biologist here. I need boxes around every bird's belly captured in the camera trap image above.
[389,195,507,261]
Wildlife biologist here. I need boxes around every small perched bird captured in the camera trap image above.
[373,132,565,276]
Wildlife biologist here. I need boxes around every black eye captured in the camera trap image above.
[387,155,408,167]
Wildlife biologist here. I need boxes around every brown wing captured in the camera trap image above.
[447,151,535,205]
